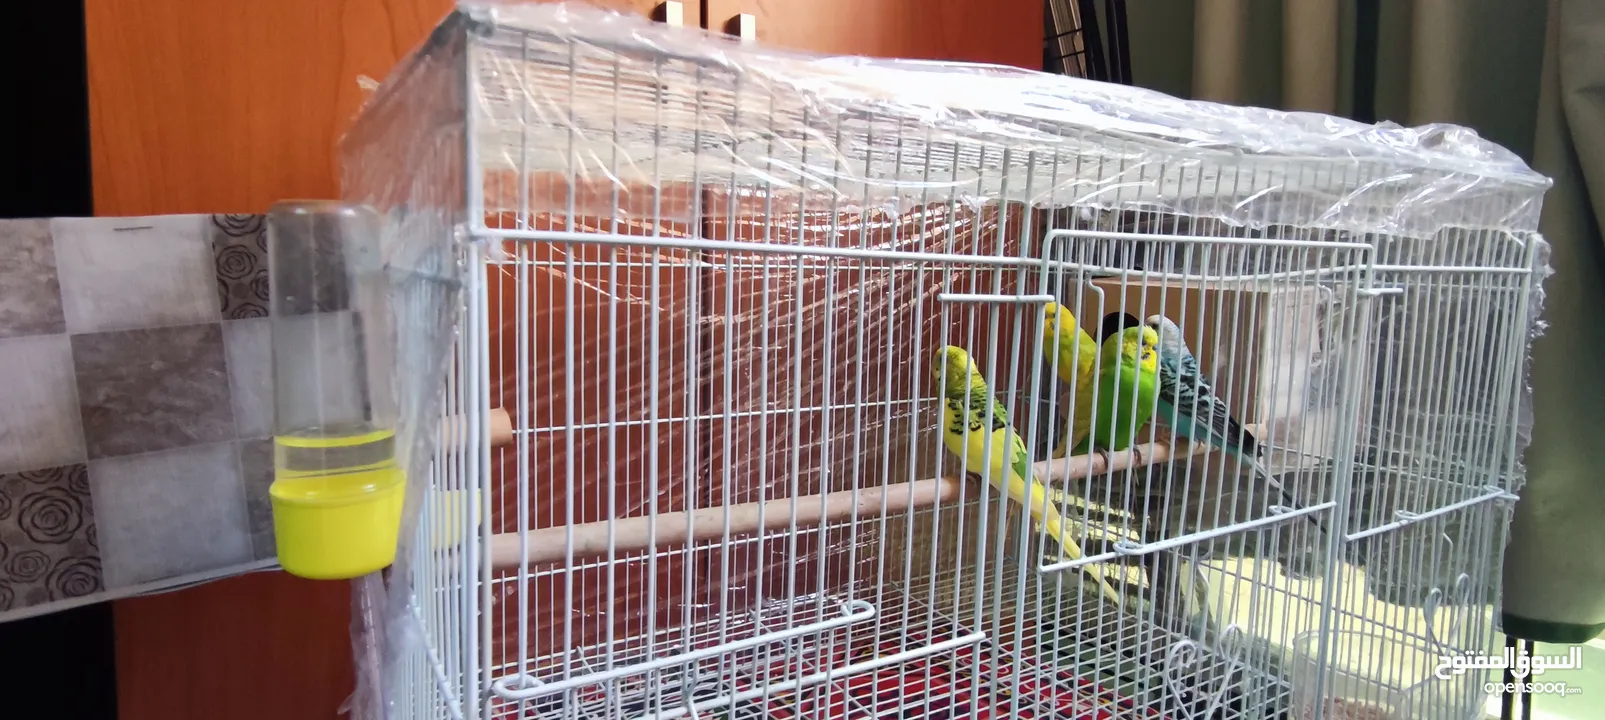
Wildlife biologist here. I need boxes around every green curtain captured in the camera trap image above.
[1121,0,1546,159]
[1503,0,1605,644]
[1120,0,1604,642]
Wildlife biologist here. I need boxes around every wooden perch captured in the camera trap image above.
[490,477,963,570]
[1031,423,1266,482]
[439,407,515,450]
[485,423,1268,571]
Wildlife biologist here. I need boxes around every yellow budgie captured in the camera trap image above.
[1041,302,1100,459]
[932,345,1123,606]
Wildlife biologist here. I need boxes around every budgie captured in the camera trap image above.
[932,345,1123,605]
[1143,314,1327,535]
[1041,302,1100,460]
[1088,313,1220,642]
[1072,321,1162,464]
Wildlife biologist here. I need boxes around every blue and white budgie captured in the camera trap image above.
[1143,314,1327,535]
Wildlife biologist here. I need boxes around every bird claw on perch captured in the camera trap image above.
[1092,447,1114,472]
[1091,445,1146,475]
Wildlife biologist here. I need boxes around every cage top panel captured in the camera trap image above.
[348,1,1552,238]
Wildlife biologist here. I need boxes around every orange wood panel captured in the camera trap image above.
[84,1,451,718]
[86,0,692,217]
[702,0,1041,67]
[111,572,360,719]
[85,1,697,716]
[85,0,1023,716]
[86,0,459,217]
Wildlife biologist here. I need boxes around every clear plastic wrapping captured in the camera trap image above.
[339,2,1554,717]
[339,16,470,718]
[464,1,1548,238]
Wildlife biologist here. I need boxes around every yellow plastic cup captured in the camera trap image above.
[426,487,481,552]
[270,433,406,580]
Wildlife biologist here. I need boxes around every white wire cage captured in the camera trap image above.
[338,4,1553,720]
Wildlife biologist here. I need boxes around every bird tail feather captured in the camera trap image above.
[1247,456,1328,536]
[1021,479,1126,607]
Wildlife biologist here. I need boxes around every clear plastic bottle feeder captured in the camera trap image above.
[267,201,404,580]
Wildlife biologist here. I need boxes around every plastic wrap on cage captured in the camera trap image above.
[1513,237,1553,483]
[338,3,1555,719]
[463,0,1548,239]
[338,17,470,720]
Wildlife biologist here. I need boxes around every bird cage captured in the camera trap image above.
[337,4,1552,720]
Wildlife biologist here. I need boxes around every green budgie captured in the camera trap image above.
[1073,318,1161,463]
[932,345,1123,606]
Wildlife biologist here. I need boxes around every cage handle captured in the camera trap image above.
[1344,484,1516,542]
[1357,285,1406,299]
[650,631,987,720]
[1039,500,1337,573]
[489,599,877,701]
[937,292,1058,304]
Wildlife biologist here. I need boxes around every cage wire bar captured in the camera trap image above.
[335,3,1553,720]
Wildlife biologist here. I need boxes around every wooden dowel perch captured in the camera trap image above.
[1031,423,1266,482]
[486,424,1268,571]
[490,477,964,570]
[439,407,515,450]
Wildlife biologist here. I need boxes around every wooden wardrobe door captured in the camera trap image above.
[85,0,1026,716]
[87,1,698,716]
[86,1,449,718]
[701,0,1040,68]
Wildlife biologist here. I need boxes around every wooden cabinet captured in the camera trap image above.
[84,1,1039,718]
[702,0,1040,68]
[86,2,458,717]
